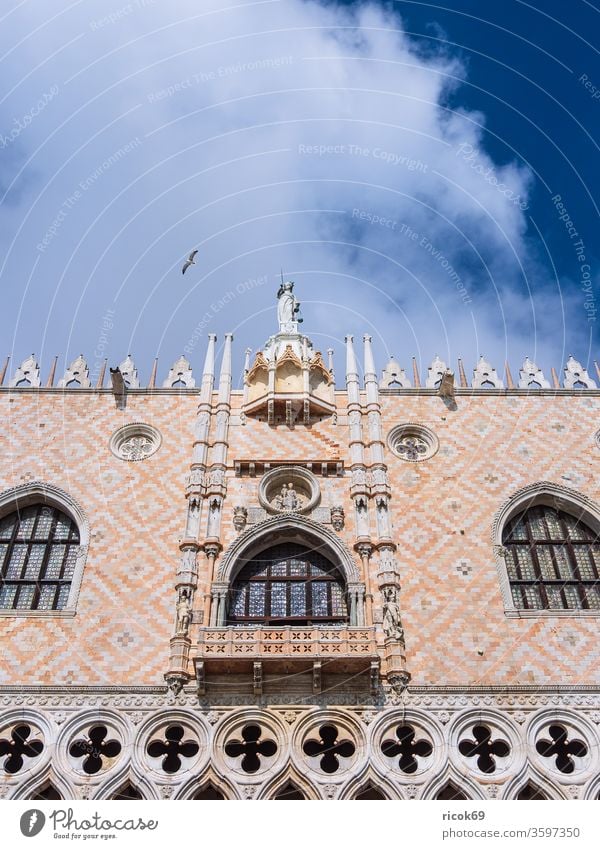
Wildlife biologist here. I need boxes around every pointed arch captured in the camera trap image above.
[516,782,549,800]
[94,767,158,801]
[193,784,226,800]
[111,782,144,800]
[214,513,364,625]
[492,481,600,546]
[272,781,306,800]
[177,767,238,800]
[435,782,469,801]
[27,782,63,800]
[355,784,387,800]
[339,765,400,800]
[217,513,360,584]
[423,767,484,800]
[13,766,75,801]
[583,772,600,800]
[504,766,565,800]
[258,765,320,800]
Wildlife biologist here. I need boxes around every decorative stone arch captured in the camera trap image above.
[212,513,365,625]
[422,766,485,800]
[339,764,400,800]
[177,767,239,800]
[525,708,598,788]
[13,766,75,801]
[503,764,566,800]
[96,769,155,800]
[258,765,320,800]
[0,481,90,613]
[582,771,600,800]
[491,481,600,615]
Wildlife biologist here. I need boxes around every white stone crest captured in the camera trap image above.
[163,355,195,388]
[425,355,450,389]
[563,356,596,389]
[58,355,91,388]
[472,356,503,389]
[518,357,550,389]
[380,356,411,389]
[9,354,41,388]
[118,354,140,388]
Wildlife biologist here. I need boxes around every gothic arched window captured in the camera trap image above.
[355,785,386,799]
[435,782,468,800]
[0,504,80,610]
[516,783,548,800]
[28,783,63,800]
[112,783,143,800]
[227,543,347,625]
[273,782,305,800]
[194,785,225,800]
[503,505,600,610]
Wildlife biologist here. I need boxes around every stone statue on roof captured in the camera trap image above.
[277,280,303,332]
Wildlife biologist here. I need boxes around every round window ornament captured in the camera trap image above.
[388,424,438,462]
[109,423,162,461]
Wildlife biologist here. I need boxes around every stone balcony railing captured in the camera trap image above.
[197,625,377,657]
[193,626,380,695]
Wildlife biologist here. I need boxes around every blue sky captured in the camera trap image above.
[0,0,598,386]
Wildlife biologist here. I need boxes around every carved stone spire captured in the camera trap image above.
[46,356,58,388]
[0,356,9,386]
[200,334,216,403]
[217,333,233,404]
[345,335,359,394]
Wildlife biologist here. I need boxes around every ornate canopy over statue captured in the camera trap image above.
[243,281,335,423]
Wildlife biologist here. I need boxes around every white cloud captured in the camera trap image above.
[0,0,580,381]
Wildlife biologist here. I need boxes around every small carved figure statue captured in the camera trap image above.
[282,482,300,511]
[233,505,248,532]
[331,505,345,531]
[277,280,303,329]
[272,486,285,511]
[272,482,302,512]
[175,588,192,635]
[382,586,404,642]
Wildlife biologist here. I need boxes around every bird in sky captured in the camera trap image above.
[182,249,198,274]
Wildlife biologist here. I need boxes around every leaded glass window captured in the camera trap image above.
[0,504,80,610]
[227,542,347,625]
[503,505,600,610]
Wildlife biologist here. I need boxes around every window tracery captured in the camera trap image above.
[387,424,439,462]
[0,505,80,610]
[227,543,347,625]
[503,505,600,610]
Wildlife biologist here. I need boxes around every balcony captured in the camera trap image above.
[192,626,380,695]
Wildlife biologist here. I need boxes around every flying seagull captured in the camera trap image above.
[182,249,198,275]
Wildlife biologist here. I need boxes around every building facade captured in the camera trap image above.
[0,283,599,801]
